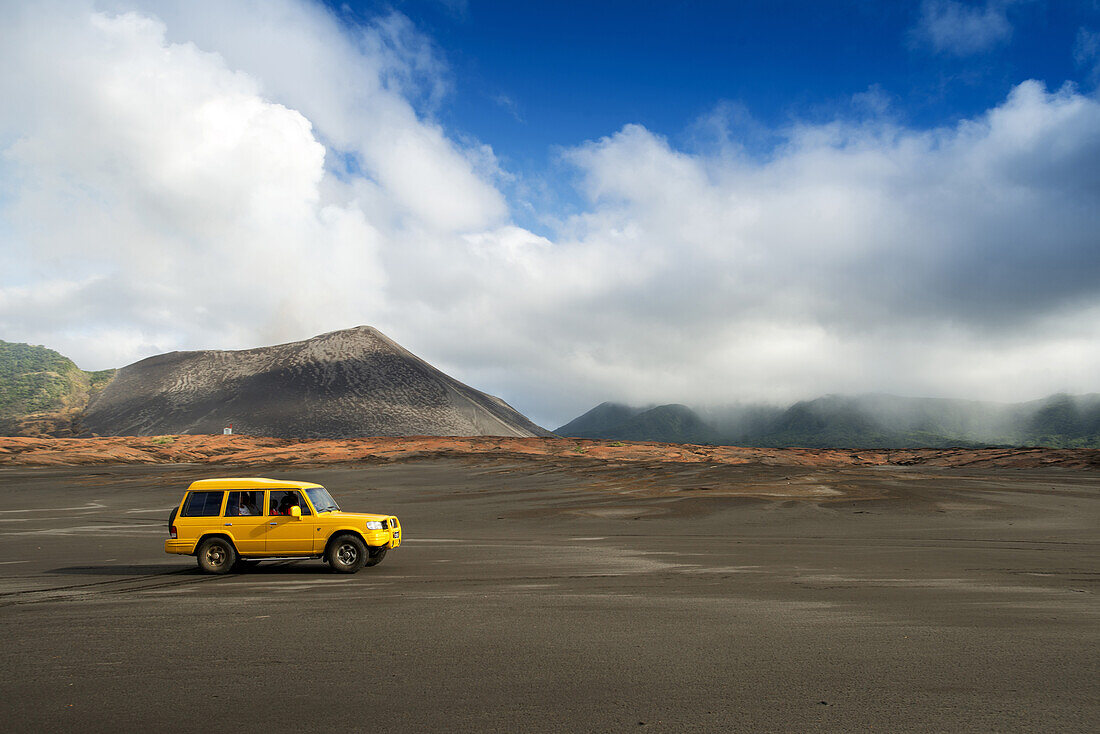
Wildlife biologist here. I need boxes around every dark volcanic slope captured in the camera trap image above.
[82,326,552,438]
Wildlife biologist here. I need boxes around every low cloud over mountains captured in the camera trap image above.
[559,394,1100,449]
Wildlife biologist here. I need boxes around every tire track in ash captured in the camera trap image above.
[0,569,233,608]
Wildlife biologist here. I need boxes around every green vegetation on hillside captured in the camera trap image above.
[0,340,116,434]
[0,341,83,415]
[87,369,116,390]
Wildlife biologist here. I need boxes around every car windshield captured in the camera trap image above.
[305,486,340,513]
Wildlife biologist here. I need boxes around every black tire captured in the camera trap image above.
[364,546,387,567]
[196,537,237,574]
[326,534,366,574]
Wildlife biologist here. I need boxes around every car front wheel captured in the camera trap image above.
[326,534,366,574]
[364,546,387,567]
[196,537,237,574]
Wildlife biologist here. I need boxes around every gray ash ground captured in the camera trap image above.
[0,457,1097,732]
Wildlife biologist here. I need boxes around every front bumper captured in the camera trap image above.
[363,529,393,548]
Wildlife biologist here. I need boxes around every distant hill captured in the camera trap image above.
[555,402,644,438]
[81,326,552,439]
[561,402,721,444]
[558,393,1100,448]
[735,395,1001,449]
[0,340,115,436]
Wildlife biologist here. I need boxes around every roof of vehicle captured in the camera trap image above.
[185,478,325,490]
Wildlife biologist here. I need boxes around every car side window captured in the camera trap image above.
[181,491,224,517]
[269,490,311,516]
[226,490,262,517]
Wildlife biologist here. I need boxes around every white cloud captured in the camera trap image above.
[1075,26,1100,82]
[140,0,507,233]
[1,0,1099,429]
[0,2,398,361]
[911,0,1013,56]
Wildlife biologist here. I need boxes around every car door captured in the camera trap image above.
[223,490,268,554]
[264,490,316,555]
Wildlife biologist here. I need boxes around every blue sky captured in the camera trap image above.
[2,0,1100,426]
[330,1,1099,209]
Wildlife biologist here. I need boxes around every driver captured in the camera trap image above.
[278,493,298,514]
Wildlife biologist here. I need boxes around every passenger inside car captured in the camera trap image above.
[227,490,260,517]
[239,491,259,516]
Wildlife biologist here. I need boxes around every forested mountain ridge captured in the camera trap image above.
[559,394,1100,448]
[0,340,115,436]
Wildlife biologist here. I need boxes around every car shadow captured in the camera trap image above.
[232,561,334,575]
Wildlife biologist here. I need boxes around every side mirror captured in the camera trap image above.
[290,505,302,519]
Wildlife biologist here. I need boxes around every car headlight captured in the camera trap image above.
[366,521,383,530]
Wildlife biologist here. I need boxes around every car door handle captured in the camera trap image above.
[270,521,277,525]
[224,523,232,526]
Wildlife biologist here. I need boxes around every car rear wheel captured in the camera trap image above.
[196,537,237,574]
[326,534,366,574]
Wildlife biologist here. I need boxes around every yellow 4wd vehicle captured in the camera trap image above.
[165,478,401,574]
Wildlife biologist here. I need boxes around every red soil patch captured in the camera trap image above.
[1,435,1098,470]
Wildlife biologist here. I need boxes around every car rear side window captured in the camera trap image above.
[225,490,263,517]
[181,491,224,517]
